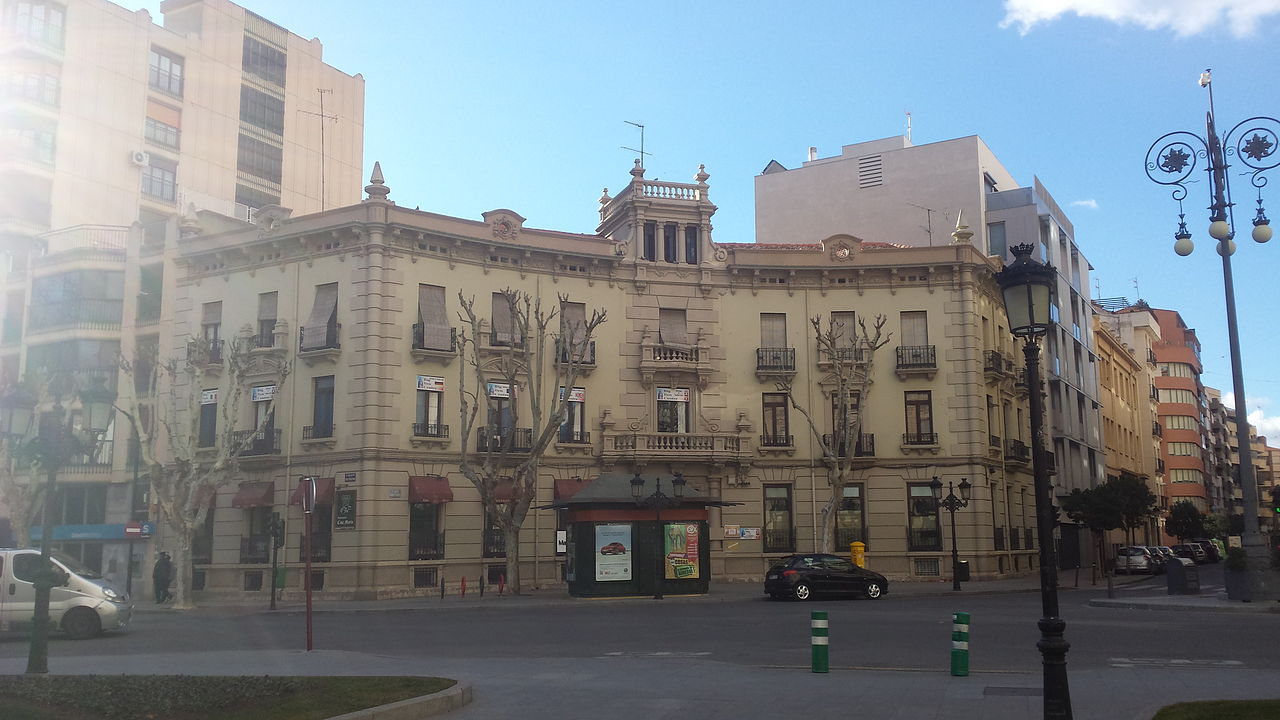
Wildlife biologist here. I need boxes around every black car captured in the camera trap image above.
[764,553,888,601]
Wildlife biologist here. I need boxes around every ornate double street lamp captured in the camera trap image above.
[996,243,1072,719]
[931,477,971,592]
[631,471,686,600]
[1,381,112,674]
[1144,70,1279,602]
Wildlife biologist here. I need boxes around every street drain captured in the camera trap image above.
[984,687,1043,696]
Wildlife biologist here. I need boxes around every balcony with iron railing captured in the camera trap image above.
[902,432,939,447]
[558,429,591,445]
[756,347,797,376]
[1153,421,1163,437]
[604,432,750,464]
[556,340,597,370]
[984,350,1006,378]
[187,338,223,367]
[475,427,533,453]
[411,323,458,357]
[760,433,794,448]
[409,531,446,561]
[822,433,875,458]
[230,428,283,457]
[300,322,341,352]
[302,424,335,440]
[412,423,449,439]
[895,345,937,379]
[907,527,942,552]
[817,344,868,370]
[1004,438,1031,464]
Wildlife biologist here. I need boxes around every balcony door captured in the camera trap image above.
[657,387,690,433]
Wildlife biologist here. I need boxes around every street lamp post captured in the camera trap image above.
[1143,70,1278,602]
[997,242,1072,719]
[631,471,686,600]
[931,477,972,592]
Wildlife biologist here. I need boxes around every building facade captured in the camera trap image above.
[0,0,363,581]
[1142,308,1209,516]
[136,162,1044,598]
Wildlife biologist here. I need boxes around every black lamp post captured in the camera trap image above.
[4,382,112,675]
[1144,70,1277,601]
[996,242,1072,719]
[631,471,686,600]
[931,477,971,591]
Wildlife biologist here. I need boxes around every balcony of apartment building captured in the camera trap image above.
[26,301,123,335]
[230,428,283,459]
[411,323,458,364]
[1004,438,1032,465]
[602,431,751,465]
[410,422,450,448]
[555,339,597,375]
[1013,367,1030,396]
[187,337,223,371]
[1153,421,1164,438]
[638,342,711,388]
[755,347,797,380]
[821,433,876,459]
[475,426,533,454]
[895,345,937,380]
[301,423,337,450]
[298,321,341,366]
[983,350,1011,380]
[815,343,868,372]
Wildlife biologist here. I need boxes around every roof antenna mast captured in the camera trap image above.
[622,120,651,166]
[298,88,337,210]
[905,110,912,144]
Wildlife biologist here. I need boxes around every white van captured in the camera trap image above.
[0,548,133,639]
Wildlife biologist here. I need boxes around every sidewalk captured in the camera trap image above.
[136,568,1149,616]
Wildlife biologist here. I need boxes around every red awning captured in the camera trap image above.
[554,477,592,501]
[408,475,454,504]
[230,481,276,509]
[289,477,335,506]
[494,478,514,503]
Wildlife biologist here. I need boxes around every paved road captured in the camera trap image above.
[4,571,1276,719]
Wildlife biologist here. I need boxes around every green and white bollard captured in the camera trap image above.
[951,611,970,677]
[811,610,829,673]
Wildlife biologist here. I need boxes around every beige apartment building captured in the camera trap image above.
[755,136,1104,568]
[132,160,1046,598]
[0,0,363,580]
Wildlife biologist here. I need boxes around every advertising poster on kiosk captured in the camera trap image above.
[594,523,632,581]
[664,523,700,579]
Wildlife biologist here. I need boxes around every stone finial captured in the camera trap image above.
[951,209,974,245]
[179,202,202,238]
[694,164,710,185]
[599,188,611,205]
[630,158,645,178]
[365,161,390,200]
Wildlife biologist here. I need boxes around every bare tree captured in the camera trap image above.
[777,314,891,553]
[456,289,605,593]
[0,413,41,548]
[120,326,289,608]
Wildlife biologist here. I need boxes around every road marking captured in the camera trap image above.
[1109,657,1245,668]
[602,651,712,658]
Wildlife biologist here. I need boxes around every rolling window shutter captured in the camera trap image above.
[301,283,338,349]
[760,313,786,348]
[561,301,587,349]
[831,311,856,347]
[202,301,222,325]
[418,284,451,350]
[658,308,688,346]
[491,292,514,344]
[257,292,278,321]
[901,311,928,346]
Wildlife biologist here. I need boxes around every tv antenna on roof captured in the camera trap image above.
[905,110,912,144]
[906,202,936,245]
[622,120,650,165]
[298,88,338,210]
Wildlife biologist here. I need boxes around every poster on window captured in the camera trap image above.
[594,523,632,581]
[487,382,511,398]
[656,387,690,402]
[417,375,445,392]
[251,385,276,402]
[664,523,700,580]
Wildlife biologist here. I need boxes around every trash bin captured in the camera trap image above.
[956,560,970,582]
[1166,558,1200,595]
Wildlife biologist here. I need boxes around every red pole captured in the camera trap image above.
[460,576,467,598]
[499,574,506,595]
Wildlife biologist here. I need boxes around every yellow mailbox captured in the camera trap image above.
[850,541,866,568]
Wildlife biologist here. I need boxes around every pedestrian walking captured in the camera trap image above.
[152,551,173,604]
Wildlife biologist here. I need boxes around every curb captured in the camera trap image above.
[325,681,472,720]
[1088,598,1280,614]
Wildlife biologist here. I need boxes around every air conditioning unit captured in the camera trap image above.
[128,150,150,167]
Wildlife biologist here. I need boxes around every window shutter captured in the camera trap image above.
[658,308,688,347]
[418,284,451,350]
[561,301,587,349]
[202,301,222,325]
[301,283,338,349]
[831,311,856,347]
[491,292,514,344]
[760,313,787,348]
[257,292,278,321]
[901,311,928,346]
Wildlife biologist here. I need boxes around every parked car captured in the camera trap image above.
[0,548,132,639]
[764,553,888,601]
[1172,543,1208,564]
[1142,546,1167,574]
[1115,546,1157,574]
[1190,540,1221,563]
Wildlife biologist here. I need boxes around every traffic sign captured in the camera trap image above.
[124,521,142,537]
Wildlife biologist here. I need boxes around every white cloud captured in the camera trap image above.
[1070,199,1099,209]
[1000,0,1280,37]
[1223,394,1280,443]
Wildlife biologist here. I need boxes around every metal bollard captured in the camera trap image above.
[811,610,829,673]
[951,611,970,677]
[479,573,485,598]
[439,573,445,600]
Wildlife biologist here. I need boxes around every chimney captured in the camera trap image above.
[807,146,818,162]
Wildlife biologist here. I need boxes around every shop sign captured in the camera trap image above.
[334,489,357,529]
[559,386,586,402]
[487,382,511,398]
[594,523,632,581]
[200,389,218,405]
[656,387,690,403]
[664,523,700,579]
[417,375,445,392]
[251,385,276,402]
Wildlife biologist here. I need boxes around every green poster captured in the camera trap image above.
[663,523,700,579]
[335,489,356,529]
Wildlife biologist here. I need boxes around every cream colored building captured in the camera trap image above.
[148,161,1043,599]
[0,0,363,579]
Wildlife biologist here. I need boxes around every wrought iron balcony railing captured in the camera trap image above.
[760,433,794,447]
[558,429,591,444]
[230,428,283,456]
[756,347,796,372]
[822,433,875,457]
[412,323,458,352]
[557,340,597,366]
[1005,438,1031,463]
[302,424,334,440]
[902,432,939,446]
[412,423,449,438]
[300,322,341,352]
[896,345,936,369]
[475,427,533,453]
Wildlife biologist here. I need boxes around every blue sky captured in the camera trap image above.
[135,0,1280,436]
